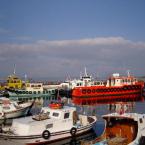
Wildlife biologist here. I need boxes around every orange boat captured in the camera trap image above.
[72,73,144,105]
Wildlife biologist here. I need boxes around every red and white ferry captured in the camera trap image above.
[72,73,144,105]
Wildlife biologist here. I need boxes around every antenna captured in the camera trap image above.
[24,74,27,82]
[127,70,130,77]
[80,71,82,79]
[84,67,87,76]
[13,64,16,75]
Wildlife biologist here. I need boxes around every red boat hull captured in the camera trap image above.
[72,83,144,105]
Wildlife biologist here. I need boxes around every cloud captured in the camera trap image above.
[0,36,145,79]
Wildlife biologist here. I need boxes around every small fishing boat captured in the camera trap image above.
[81,112,145,145]
[0,102,97,145]
[0,97,33,122]
[72,72,144,105]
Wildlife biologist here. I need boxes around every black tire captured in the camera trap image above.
[70,127,77,136]
[42,130,50,140]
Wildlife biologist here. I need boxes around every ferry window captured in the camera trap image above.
[34,91,36,94]
[77,83,79,86]
[97,82,100,85]
[38,91,41,94]
[52,112,59,117]
[139,118,143,123]
[64,113,70,119]
[38,85,41,87]
[46,124,53,129]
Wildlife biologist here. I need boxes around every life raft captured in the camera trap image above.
[49,102,63,109]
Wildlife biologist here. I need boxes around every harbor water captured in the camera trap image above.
[1,96,145,145]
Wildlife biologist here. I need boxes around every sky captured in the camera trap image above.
[0,0,145,80]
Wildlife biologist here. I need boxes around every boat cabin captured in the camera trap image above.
[106,73,138,87]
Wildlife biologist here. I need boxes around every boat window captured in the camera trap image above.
[139,118,143,123]
[46,124,53,129]
[3,106,10,110]
[52,112,59,117]
[38,91,41,94]
[64,113,70,119]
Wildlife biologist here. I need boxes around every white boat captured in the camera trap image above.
[0,102,97,145]
[81,112,145,145]
[0,97,33,122]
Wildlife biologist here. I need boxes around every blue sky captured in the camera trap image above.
[0,0,145,80]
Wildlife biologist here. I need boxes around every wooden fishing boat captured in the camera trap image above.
[72,73,144,105]
[0,103,97,145]
[81,112,145,145]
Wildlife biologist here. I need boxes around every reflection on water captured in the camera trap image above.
[1,96,145,145]
[46,130,97,145]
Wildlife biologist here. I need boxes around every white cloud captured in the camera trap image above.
[0,36,145,79]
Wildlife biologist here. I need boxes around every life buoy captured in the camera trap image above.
[70,127,77,136]
[0,112,4,117]
[42,130,50,140]
[82,89,86,94]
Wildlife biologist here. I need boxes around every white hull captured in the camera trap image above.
[0,123,93,145]
[0,102,32,121]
